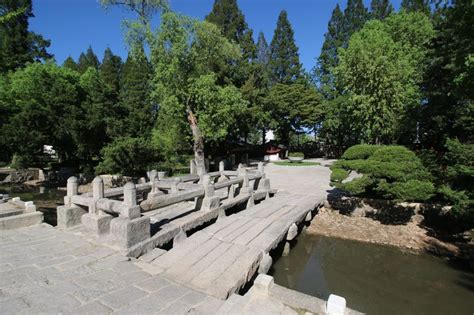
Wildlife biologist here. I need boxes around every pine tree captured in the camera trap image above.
[205,0,255,59]
[314,4,345,93]
[77,46,100,74]
[100,48,122,101]
[269,10,302,84]
[62,56,78,71]
[255,31,270,66]
[401,0,431,14]
[370,0,394,20]
[0,0,51,73]
[342,0,369,46]
[118,45,153,138]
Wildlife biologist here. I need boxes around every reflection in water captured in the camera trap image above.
[0,185,65,226]
[270,232,474,315]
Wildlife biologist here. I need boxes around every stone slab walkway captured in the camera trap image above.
[151,192,321,300]
[0,225,223,314]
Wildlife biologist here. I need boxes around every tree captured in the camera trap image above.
[115,45,154,138]
[0,63,82,165]
[77,46,100,74]
[334,12,434,144]
[100,0,169,46]
[63,56,78,71]
[205,0,255,60]
[255,32,270,66]
[370,0,393,20]
[422,0,474,150]
[100,48,122,101]
[0,0,52,73]
[401,0,431,14]
[269,10,302,84]
[151,12,246,173]
[313,4,345,95]
[265,83,322,146]
[342,0,369,46]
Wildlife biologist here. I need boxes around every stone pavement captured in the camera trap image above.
[0,224,223,314]
[264,159,334,199]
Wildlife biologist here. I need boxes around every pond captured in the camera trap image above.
[0,185,65,226]
[270,232,474,315]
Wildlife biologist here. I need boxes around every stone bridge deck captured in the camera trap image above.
[150,192,321,299]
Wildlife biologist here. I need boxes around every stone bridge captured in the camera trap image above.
[0,160,361,314]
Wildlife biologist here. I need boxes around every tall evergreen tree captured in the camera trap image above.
[269,10,302,84]
[205,0,255,60]
[0,0,52,73]
[117,45,153,138]
[77,46,100,74]
[62,56,78,71]
[342,0,369,46]
[401,0,431,14]
[314,4,345,94]
[255,32,270,66]
[370,0,394,20]
[100,48,122,101]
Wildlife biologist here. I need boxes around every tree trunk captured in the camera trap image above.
[262,128,266,145]
[187,107,206,174]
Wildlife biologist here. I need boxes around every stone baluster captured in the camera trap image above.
[238,166,254,207]
[111,181,150,249]
[200,174,220,211]
[218,160,227,182]
[82,176,112,236]
[171,178,181,194]
[91,176,104,215]
[57,176,87,229]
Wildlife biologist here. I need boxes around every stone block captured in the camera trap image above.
[253,274,274,295]
[326,294,346,315]
[120,205,141,220]
[287,223,298,241]
[201,196,220,211]
[81,213,113,236]
[110,216,150,249]
[0,212,43,230]
[258,253,272,274]
[57,205,87,229]
[305,211,312,222]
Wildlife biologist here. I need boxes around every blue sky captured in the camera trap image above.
[30,0,402,72]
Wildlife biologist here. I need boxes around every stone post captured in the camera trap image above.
[200,174,220,211]
[57,176,87,229]
[218,160,227,182]
[82,176,113,236]
[171,178,181,194]
[190,159,197,175]
[238,167,254,207]
[110,181,150,249]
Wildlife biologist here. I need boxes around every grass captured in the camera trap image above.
[273,161,320,166]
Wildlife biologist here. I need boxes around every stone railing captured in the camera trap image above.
[57,162,272,252]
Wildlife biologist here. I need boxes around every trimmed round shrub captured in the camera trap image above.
[341,144,380,160]
[330,167,349,183]
[288,152,304,158]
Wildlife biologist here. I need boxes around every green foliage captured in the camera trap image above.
[95,136,161,177]
[151,12,245,158]
[334,12,434,144]
[370,0,393,20]
[341,144,380,160]
[100,48,122,101]
[1,63,82,165]
[269,10,302,84]
[288,152,304,158]
[333,145,434,201]
[401,0,430,15]
[342,0,369,45]
[63,57,78,71]
[265,83,322,146]
[0,0,52,73]
[330,167,349,183]
[77,46,100,74]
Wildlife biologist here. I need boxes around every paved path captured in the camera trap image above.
[0,225,223,314]
[264,159,333,199]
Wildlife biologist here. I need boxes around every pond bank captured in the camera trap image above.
[307,206,469,259]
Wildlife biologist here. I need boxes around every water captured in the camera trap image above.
[0,185,65,226]
[270,233,474,315]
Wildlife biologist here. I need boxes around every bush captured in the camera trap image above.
[95,137,162,177]
[330,167,349,183]
[341,144,380,160]
[288,152,304,158]
[332,145,434,201]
